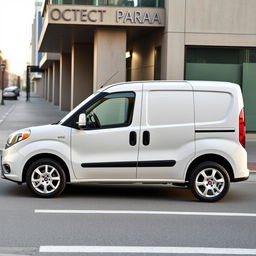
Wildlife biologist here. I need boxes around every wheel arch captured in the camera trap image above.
[185,154,234,182]
[22,153,71,183]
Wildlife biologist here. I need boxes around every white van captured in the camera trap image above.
[1,81,249,202]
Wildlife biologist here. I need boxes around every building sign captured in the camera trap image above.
[116,10,161,24]
[48,5,165,27]
[50,9,106,22]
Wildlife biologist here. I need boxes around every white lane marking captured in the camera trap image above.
[39,246,256,254]
[0,246,37,255]
[0,104,16,125]
[35,209,256,217]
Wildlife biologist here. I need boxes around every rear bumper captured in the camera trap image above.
[233,175,249,182]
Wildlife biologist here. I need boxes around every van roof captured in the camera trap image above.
[99,80,240,92]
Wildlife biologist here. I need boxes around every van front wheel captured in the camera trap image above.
[189,161,230,202]
[26,158,66,198]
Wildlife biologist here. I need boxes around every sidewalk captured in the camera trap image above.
[0,92,255,173]
[0,92,68,148]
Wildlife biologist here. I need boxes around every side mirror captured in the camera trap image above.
[77,113,87,129]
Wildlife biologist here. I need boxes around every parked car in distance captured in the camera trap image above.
[3,87,18,100]
[1,81,249,202]
[8,86,20,96]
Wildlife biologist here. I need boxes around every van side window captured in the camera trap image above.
[85,92,135,129]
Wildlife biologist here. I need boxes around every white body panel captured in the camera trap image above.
[1,81,249,186]
[137,82,195,180]
[2,125,75,182]
[70,83,143,179]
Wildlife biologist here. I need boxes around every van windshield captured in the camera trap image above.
[59,92,98,125]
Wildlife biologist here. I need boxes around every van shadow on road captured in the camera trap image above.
[0,179,246,203]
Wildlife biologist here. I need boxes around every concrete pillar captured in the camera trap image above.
[52,61,60,105]
[43,69,48,99]
[71,44,93,109]
[47,66,53,102]
[36,79,44,97]
[161,0,185,80]
[161,33,185,80]
[31,82,35,93]
[34,82,37,94]
[93,28,126,91]
[60,53,71,111]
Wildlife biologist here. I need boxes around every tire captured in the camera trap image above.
[189,161,230,202]
[26,158,66,198]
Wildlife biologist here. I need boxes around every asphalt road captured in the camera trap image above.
[0,178,256,256]
[0,93,255,256]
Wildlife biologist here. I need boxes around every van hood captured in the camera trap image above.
[27,124,71,142]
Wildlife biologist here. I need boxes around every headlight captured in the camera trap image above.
[5,130,31,149]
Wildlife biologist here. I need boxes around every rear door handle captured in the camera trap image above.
[129,131,137,146]
[143,131,150,146]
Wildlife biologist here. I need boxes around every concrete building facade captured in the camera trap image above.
[0,53,9,88]
[31,0,44,94]
[36,0,256,131]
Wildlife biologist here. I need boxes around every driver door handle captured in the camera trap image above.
[129,131,137,146]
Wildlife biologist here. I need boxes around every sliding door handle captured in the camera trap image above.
[129,131,137,146]
[143,131,150,146]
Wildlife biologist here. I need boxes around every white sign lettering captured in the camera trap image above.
[49,7,164,27]
[116,10,161,24]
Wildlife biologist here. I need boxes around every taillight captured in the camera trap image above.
[239,109,246,148]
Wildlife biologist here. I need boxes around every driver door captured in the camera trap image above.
[71,86,142,180]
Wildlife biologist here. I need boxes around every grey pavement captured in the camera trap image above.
[246,140,256,163]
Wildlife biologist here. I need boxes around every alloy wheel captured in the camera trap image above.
[195,168,225,198]
[31,164,61,194]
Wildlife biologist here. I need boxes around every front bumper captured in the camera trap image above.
[1,146,24,183]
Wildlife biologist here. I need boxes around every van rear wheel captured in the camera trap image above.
[189,161,230,202]
[26,158,66,198]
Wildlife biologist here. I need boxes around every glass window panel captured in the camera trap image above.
[63,0,73,4]
[85,92,135,129]
[108,0,132,6]
[95,0,108,5]
[187,47,256,64]
[52,0,163,6]
[138,0,157,7]
[186,47,241,64]
[249,49,256,63]
[158,0,164,7]
[93,98,128,125]
[75,0,94,4]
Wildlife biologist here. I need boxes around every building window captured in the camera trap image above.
[186,47,256,64]
[75,0,94,4]
[52,0,164,7]
[154,46,161,80]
